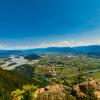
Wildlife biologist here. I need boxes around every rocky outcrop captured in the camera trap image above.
[72,79,100,99]
[33,84,76,100]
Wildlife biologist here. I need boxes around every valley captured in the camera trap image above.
[0,48,100,100]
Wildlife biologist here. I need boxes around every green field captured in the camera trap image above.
[92,71,100,78]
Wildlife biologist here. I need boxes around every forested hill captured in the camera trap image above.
[0,68,28,100]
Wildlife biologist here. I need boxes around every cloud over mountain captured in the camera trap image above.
[0,40,100,50]
[40,40,100,48]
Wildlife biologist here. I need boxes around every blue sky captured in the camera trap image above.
[0,0,100,49]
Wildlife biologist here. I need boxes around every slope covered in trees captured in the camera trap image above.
[0,68,28,100]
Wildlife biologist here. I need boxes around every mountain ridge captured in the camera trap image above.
[0,45,100,57]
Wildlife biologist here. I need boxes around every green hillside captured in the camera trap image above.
[0,68,27,100]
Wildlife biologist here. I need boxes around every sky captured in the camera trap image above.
[0,0,100,49]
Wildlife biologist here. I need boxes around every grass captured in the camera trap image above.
[92,71,100,78]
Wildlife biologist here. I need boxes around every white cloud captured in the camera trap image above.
[39,40,100,48]
[0,40,100,50]
[0,44,30,50]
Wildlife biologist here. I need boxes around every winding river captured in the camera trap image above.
[1,55,28,70]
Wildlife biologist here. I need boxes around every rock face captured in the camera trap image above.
[33,84,75,100]
[72,79,100,99]
[12,79,100,100]
[12,84,76,100]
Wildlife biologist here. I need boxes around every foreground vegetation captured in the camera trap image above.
[0,68,25,100]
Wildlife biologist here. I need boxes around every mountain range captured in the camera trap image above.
[0,45,100,57]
